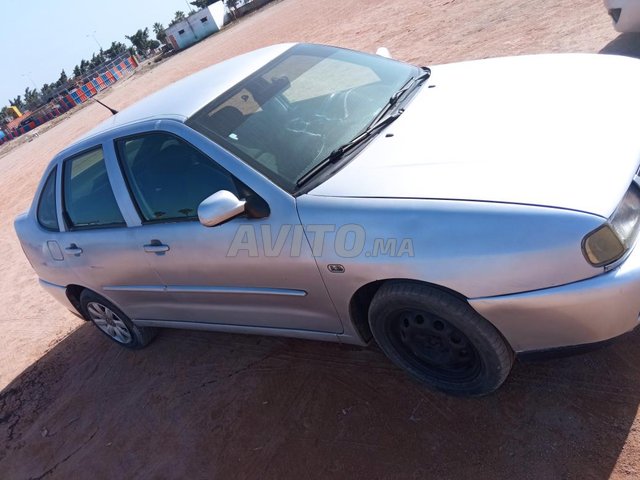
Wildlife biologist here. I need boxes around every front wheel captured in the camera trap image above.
[80,290,157,349]
[369,282,514,396]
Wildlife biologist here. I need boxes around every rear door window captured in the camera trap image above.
[62,148,125,229]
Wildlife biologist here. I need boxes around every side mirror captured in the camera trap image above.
[376,47,392,59]
[198,190,246,227]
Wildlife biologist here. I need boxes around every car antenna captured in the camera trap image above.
[93,98,119,115]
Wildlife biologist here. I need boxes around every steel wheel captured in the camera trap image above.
[87,301,133,345]
[369,281,514,396]
[389,309,482,383]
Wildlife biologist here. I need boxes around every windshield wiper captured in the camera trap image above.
[368,67,431,129]
[296,68,431,188]
[296,112,402,188]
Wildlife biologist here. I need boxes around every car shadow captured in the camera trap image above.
[600,33,640,58]
[1,322,640,479]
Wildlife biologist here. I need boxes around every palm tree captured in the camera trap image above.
[190,0,215,8]
[169,11,187,26]
[153,22,167,44]
[126,28,161,57]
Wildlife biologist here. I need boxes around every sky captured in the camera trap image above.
[0,0,196,105]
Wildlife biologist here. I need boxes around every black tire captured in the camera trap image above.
[79,290,157,349]
[369,281,514,396]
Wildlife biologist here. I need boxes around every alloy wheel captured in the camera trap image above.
[87,301,133,344]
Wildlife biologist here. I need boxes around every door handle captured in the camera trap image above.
[143,240,170,253]
[65,244,83,256]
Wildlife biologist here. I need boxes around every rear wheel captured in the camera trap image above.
[80,290,157,349]
[369,281,514,396]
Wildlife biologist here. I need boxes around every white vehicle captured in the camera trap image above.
[605,0,640,32]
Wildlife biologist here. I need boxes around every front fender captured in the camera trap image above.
[296,195,603,329]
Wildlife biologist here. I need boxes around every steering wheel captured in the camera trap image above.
[319,89,353,121]
[267,122,328,183]
[320,86,392,122]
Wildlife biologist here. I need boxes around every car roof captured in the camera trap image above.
[79,43,297,144]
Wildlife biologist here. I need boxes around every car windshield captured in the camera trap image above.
[187,44,419,192]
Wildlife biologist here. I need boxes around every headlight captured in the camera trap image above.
[583,183,640,267]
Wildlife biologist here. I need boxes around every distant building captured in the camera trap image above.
[5,106,23,120]
[165,2,226,51]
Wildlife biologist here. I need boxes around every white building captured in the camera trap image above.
[165,2,226,51]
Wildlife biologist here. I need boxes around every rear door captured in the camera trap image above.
[55,146,170,320]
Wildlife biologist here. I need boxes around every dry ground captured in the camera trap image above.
[2,0,640,478]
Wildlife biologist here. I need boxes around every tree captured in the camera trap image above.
[153,22,167,44]
[23,87,41,110]
[5,33,141,116]
[72,58,92,79]
[40,83,57,102]
[55,69,68,87]
[87,50,108,70]
[0,107,11,124]
[103,41,127,61]
[89,52,101,69]
[169,11,187,26]
[125,28,160,55]
[190,0,216,8]
[125,28,150,52]
[9,95,24,110]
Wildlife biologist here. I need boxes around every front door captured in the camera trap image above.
[114,131,342,333]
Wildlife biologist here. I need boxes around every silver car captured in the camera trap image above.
[14,43,640,396]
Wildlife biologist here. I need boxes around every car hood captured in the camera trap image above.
[309,53,640,217]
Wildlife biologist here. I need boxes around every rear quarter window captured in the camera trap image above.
[37,167,59,231]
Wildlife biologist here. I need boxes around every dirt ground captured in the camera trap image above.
[2,0,640,478]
